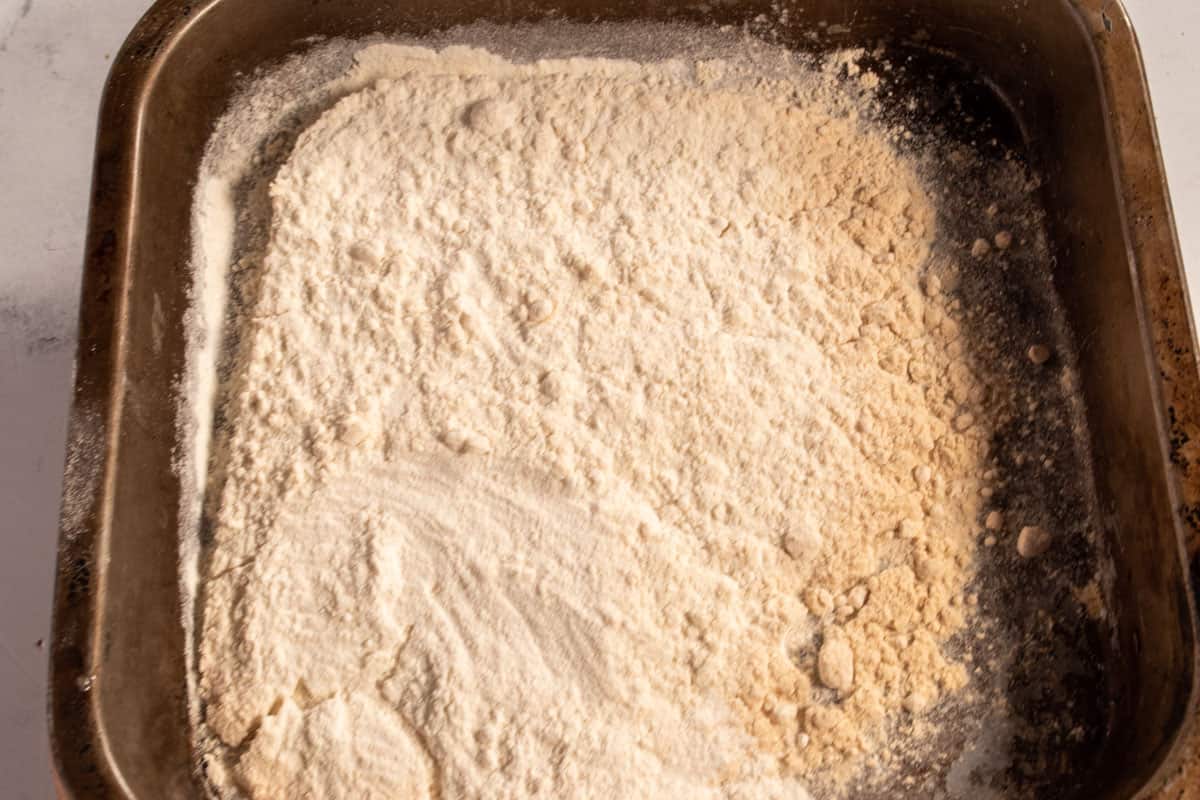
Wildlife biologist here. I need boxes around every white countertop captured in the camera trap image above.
[1,1,1196,796]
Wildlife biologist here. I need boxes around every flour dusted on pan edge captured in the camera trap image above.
[190,33,993,799]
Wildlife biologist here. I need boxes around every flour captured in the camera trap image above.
[192,31,994,799]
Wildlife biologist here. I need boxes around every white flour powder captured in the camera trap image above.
[193,35,992,799]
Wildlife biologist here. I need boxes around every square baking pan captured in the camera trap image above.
[49,0,1200,797]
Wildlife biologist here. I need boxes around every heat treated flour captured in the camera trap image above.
[193,35,991,799]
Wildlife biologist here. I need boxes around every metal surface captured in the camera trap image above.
[48,0,1200,797]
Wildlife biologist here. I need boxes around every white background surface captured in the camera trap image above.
[0,1,1197,797]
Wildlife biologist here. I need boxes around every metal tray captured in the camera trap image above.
[49,0,1200,797]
